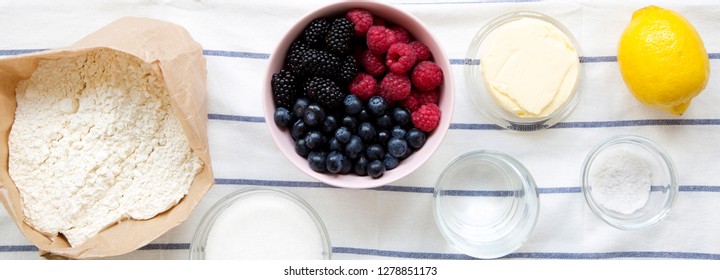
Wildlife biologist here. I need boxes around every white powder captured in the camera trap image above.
[204,194,326,260]
[8,49,203,247]
[590,150,652,214]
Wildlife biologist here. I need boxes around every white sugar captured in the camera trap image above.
[204,194,326,260]
[590,150,652,214]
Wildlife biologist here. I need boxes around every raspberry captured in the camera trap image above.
[271,69,299,108]
[412,104,441,132]
[385,43,417,74]
[325,18,355,56]
[306,76,345,108]
[359,49,386,77]
[411,61,443,91]
[366,26,398,54]
[401,92,420,112]
[391,25,412,44]
[409,41,432,62]
[346,8,373,37]
[416,89,439,106]
[302,18,330,48]
[349,73,377,101]
[379,72,411,103]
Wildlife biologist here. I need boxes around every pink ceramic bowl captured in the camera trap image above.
[263,1,454,189]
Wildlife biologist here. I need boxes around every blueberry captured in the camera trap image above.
[406,128,427,149]
[291,119,308,140]
[326,151,347,174]
[293,97,310,119]
[383,154,399,170]
[328,137,344,152]
[365,144,385,161]
[341,156,352,174]
[367,96,388,117]
[391,125,406,138]
[322,115,338,134]
[375,113,393,129]
[303,104,325,127]
[392,107,411,127]
[387,137,409,158]
[308,151,327,173]
[304,130,324,149]
[376,130,390,146]
[344,94,362,115]
[345,135,363,159]
[295,139,310,157]
[367,160,385,179]
[354,155,369,176]
[358,108,371,122]
[342,115,358,132]
[335,127,351,143]
[357,122,376,143]
[274,107,294,129]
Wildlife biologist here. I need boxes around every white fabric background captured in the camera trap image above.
[1,0,719,260]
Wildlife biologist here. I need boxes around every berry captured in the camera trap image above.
[341,157,352,174]
[409,41,432,62]
[387,137,409,158]
[306,77,344,108]
[366,26,398,54]
[293,97,310,119]
[367,96,388,117]
[274,107,294,129]
[335,127,352,143]
[348,73,377,101]
[346,8,373,37]
[322,115,338,134]
[344,94,362,115]
[354,155,369,176]
[302,18,330,48]
[303,104,326,127]
[411,61,443,91]
[359,49,386,77]
[337,55,358,85]
[392,107,411,126]
[379,72,411,103]
[401,92,420,112]
[291,119,308,140]
[376,130,390,146]
[308,151,328,173]
[390,25,412,44]
[367,160,385,178]
[358,109,371,122]
[342,115,358,132]
[383,154,399,170]
[412,103,441,132]
[391,125,406,138]
[326,18,355,56]
[285,41,310,76]
[302,48,340,78]
[375,114,393,129]
[328,137,344,152]
[365,144,385,161]
[304,130,325,150]
[417,89,440,106]
[357,122,376,143]
[271,69,299,108]
[345,135,364,159]
[295,139,310,157]
[406,128,427,149]
[385,43,417,74]
[326,151,347,174]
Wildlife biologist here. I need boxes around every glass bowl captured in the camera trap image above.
[465,11,581,131]
[190,188,331,260]
[581,135,678,230]
[433,150,539,259]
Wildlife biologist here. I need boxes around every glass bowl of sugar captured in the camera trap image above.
[581,135,678,230]
[189,188,331,260]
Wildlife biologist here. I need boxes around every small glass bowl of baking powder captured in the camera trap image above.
[190,188,331,260]
[433,150,539,259]
[581,135,678,230]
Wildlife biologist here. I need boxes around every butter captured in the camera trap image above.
[480,17,579,118]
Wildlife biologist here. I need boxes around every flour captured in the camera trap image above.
[8,49,203,247]
[590,150,652,214]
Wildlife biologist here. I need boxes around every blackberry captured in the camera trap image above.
[285,41,310,76]
[325,17,355,56]
[303,18,330,48]
[337,55,358,85]
[306,77,344,108]
[302,48,340,78]
[271,69,299,108]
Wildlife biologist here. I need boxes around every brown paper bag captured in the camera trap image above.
[0,17,214,259]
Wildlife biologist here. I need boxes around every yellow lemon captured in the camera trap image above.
[618,6,709,115]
